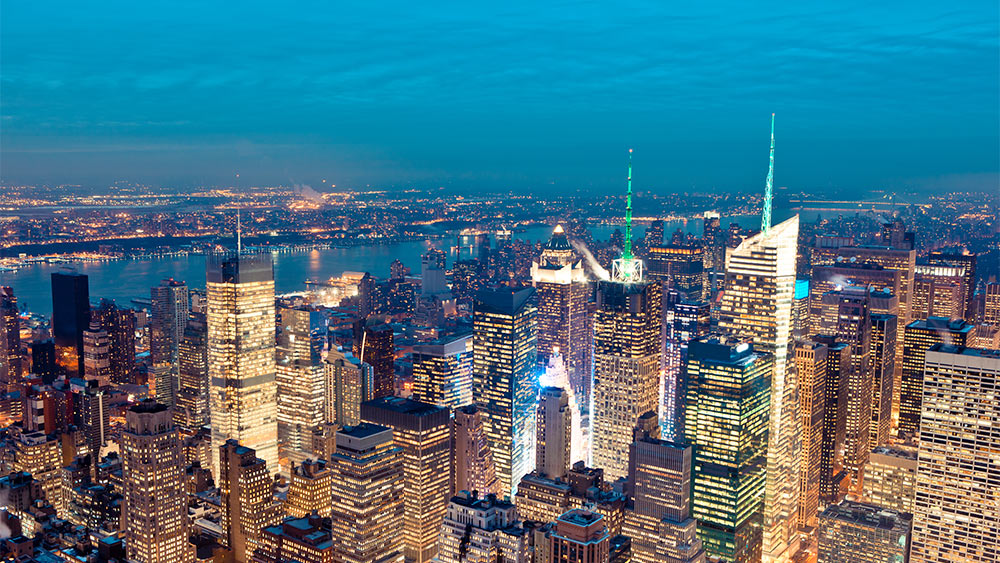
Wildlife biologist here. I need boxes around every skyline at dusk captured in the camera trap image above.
[2,1,998,193]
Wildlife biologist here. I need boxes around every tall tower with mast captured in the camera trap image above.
[762,113,775,234]
[612,149,643,283]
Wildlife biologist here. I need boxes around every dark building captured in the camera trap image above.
[91,299,136,385]
[647,244,706,301]
[1,287,22,391]
[813,335,850,504]
[353,318,396,399]
[879,219,915,250]
[51,271,90,376]
[30,339,58,381]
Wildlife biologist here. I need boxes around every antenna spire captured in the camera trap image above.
[762,113,775,234]
[237,208,242,254]
[623,148,634,260]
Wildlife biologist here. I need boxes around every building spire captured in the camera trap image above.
[762,113,775,234]
[623,148,634,260]
[236,208,242,254]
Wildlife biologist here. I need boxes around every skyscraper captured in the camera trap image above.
[816,501,911,563]
[718,215,801,562]
[219,440,282,563]
[353,318,396,399]
[927,250,976,319]
[121,400,191,563]
[150,278,189,405]
[862,445,917,514]
[328,423,405,563]
[898,317,971,436]
[793,341,827,530]
[361,397,451,563]
[868,313,896,448]
[207,253,279,477]
[452,404,501,497]
[82,320,112,386]
[276,306,327,469]
[701,211,723,278]
[1,287,22,391]
[324,348,374,427]
[550,509,612,563]
[910,344,1000,562]
[911,264,966,321]
[647,243,706,301]
[813,336,850,504]
[51,271,90,376]
[438,491,530,563]
[411,333,473,409]
[91,299,136,385]
[684,336,770,562]
[285,459,333,518]
[536,386,571,480]
[532,225,592,416]
[624,413,706,563]
[174,313,208,429]
[473,286,538,498]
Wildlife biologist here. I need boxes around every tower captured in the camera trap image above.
[51,271,90,376]
[276,306,327,469]
[412,333,473,409]
[219,440,281,563]
[207,253,279,477]
[452,405,501,497]
[1,287,22,390]
[150,278,189,406]
[174,313,208,429]
[898,317,972,436]
[761,113,775,234]
[536,386,571,480]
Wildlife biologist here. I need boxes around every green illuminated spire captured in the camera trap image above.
[623,148,634,260]
[762,113,775,234]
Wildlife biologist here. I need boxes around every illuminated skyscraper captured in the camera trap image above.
[536,386,571,480]
[219,440,282,563]
[793,341,827,530]
[983,282,1000,325]
[647,243,706,301]
[912,264,966,321]
[664,299,710,441]
[473,286,538,498]
[150,278,189,406]
[285,459,332,518]
[910,345,1000,562]
[1,287,22,390]
[453,404,501,497]
[329,423,405,563]
[276,306,327,469]
[412,333,473,409]
[324,348,374,427]
[92,299,136,385]
[702,211,724,278]
[862,445,917,514]
[174,313,208,429]
[532,225,593,417]
[51,271,90,376]
[817,501,911,563]
[207,253,279,477]
[927,250,976,319]
[362,397,451,562]
[82,320,112,386]
[718,214,801,562]
[813,336,850,504]
[121,401,191,563]
[868,314,896,448]
[353,318,396,398]
[257,515,334,563]
[684,336,770,562]
[898,317,971,436]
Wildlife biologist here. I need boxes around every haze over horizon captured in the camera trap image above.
[2,1,997,194]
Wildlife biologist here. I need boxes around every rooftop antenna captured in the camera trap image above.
[762,113,775,234]
[236,208,242,254]
[623,148,634,261]
[612,148,643,283]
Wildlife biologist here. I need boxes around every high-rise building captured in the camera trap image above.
[92,299,135,384]
[81,320,112,386]
[862,445,917,514]
[532,226,592,415]
[453,404,500,497]
[910,345,1000,562]
[276,306,327,468]
[983,282,1000,325]
[285,459,332,518]
[793,341,828,530]
[324,348,374,427]
[624,413,706,563]
[816,501,911,563]
[647,244,706,301]
[911,264,966,321]
[72,378,110,461]
[536,386,571,480]
[1,287,22,391]
[550,509,611,563]
[361,397,451,563]
[684,336,770,562]
[717,215,801,562]
[174,313,208,429]
[121,401,191,563]
[353,318,396,398]
[150,278,189,405]
[12,430,65,515]
[412,333,473,409]
[898,317,972,436]
[421,248,448,296]
[219,440,282,563]
[701,212,723,276]
[664,299,711,441]
[592,278,661,482]
[207,253,279,477]
[438,491,529,563]
[927,250,976,319]
[473,286,538,498]
[813,336,850,504]
[328,423,405,563]
[51,271,90,376]
[816,286,871,487]
[868,313,896,448]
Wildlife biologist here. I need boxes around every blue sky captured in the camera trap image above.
[2,1,997,194]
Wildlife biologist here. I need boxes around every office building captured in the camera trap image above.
[1,287,22,390]
[927,250,976,319]
[121,401,191,563]
[912,264,966,321]
[276,306,327,468]
[684,336,770,562]
[453,404,501,497]
[257,514,334,563]
[532,226,593,415]
[91,299,136,384]
[207,253,279,477]
[984,282,1000,325]
[910,345,1000,562]
[473,286,538,497]
[793,341,828,530]
[412,333,473,409]
[624,413,705,563]
[550,510,611,563]
[219,440,282,563]
[868,313,896,448]
[174,313,208,429]
[285,459,332,518]
[862,445,917,514]
[12,430,65,516]
[438,491,529,563]
[352,318,395,399]
[72,378,110,460]
[898,317,971,436]
[717,215,800,562]
[816,501,911,563]
[663,299,710,441]
[325,348,374,427]
[150,278,189,405]
[362,397,451,563]
[329,423,405,563]
[51,271,90,376]
[536,386,571,480]
[813,336,850,504]
[647,243,706,301]
[81,320,112,386]
[702,212,723,276]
